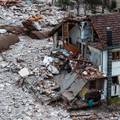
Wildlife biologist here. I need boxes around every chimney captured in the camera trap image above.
[106,27,112,46]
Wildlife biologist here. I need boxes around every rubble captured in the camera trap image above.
[0,0,21,6]
[0,1,119,120]
[0,36,71,120]
[18,67,31,77]
[0,25,25,35]
[22,6,66,38]
[29,30,50,39]
[0,2,66,26]
[0,35,119,119]
[43,56,54,66]
[47,64,59,74]
[0,28,7,33]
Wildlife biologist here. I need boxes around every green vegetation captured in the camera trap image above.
[109,96,120,105]
[55,0,117,14]
[57,0,71,9]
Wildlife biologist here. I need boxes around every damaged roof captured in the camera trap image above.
[50,17,81,36]
[89,13,120,49]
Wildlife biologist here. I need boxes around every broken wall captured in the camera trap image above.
[69,24,81,45]
[88,46,102,67]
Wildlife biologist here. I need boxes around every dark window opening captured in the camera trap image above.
[112,51,120,60]
[93,30,99,42]
[89,81,96,89]
[69,37,72,44]
[112,76,119,84]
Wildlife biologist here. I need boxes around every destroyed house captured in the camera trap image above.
[50,17,81,53]
[51,13,120,101]
[50,17,106,104]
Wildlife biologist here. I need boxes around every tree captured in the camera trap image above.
[84,0,102,13]
[74,0,82,16]
[57,0,71,10]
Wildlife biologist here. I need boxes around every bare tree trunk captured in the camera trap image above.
[102,0,105,13]
[76,4,80,16]
[84,3,87,15]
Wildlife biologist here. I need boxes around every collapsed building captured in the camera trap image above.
[0,1,119,119]
[0,0,120,109]
[49,13,120,108]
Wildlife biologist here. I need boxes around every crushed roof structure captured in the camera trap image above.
[61,73,87,101]
[50,17,82,36]
[50,13,120,50]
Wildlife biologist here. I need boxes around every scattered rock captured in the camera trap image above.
[0,29,7,34]
[18,68,30,77]
[47,64,59,74]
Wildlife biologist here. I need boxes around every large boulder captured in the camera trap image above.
[0,33,19,51]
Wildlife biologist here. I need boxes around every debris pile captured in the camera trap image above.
[0,0,21,6]
[1,36,57,100]
[0,1,119,120]
[36,48,106,110]
[70,111,120,120]
[0,36,71,119]
[0,2,66,26]
[0,36,119,120]
[22,6,66,39]
[72,61,104,80]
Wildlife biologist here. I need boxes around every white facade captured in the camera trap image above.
[100,50,120,97]
[69,25,81,45]
[102,50,120,76]
[88,47,120,97]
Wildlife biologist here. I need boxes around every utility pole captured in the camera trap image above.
[106,27,112,104]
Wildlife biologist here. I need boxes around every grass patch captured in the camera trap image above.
[109,96,120,105]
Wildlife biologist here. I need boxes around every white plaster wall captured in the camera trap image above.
[101,79,107,100]
[102,50,120,76]
[112,61,120,76]
[102,51,107,76]
[53,33,58,48]
[69,25,81,45]
[88,46,102,66]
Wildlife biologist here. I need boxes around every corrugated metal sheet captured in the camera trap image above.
[60,72,87,101]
